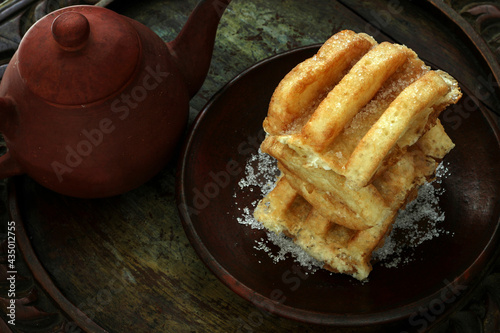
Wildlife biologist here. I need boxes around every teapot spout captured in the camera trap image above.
[167,0,231,98]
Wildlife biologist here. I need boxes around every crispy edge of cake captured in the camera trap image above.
[263,30,377,135]
[299,42,410,151]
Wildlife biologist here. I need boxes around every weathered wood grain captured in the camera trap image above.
[0,0,499,332]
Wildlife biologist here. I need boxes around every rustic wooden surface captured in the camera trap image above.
[0,0,499,332]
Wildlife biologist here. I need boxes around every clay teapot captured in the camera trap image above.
[0,0,230,198]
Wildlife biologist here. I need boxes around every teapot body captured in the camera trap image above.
[0,13,189,197]
[0,1,231,198]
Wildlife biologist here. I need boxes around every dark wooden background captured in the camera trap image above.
[0,0,499,332]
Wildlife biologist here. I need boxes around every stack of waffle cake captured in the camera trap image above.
[253,30,461,281]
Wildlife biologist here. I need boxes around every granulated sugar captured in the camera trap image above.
[237,150,278,196]
[372,162,451,268]
[235,149,452,274]
[235,150,278,230]
[254,233,323,272]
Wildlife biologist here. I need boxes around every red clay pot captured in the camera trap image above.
[0,1,230,198]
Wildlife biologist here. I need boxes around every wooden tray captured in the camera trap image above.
[1,0,500,332]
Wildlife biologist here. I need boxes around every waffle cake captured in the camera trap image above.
[253,30,461,280]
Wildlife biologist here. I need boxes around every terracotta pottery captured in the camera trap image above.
[0,0,230,198]
[176,45,500,326]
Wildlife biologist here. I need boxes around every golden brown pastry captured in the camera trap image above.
[253,30,461,280]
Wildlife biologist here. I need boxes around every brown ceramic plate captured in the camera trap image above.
[176,45,500,326]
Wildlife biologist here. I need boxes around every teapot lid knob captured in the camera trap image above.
[51,12,90,50]
[18,6,141,106]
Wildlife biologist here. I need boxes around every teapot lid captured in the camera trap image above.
[17,6,141,106]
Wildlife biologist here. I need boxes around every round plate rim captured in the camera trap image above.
[176,44,500,326]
